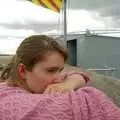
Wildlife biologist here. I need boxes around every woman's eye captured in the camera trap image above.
[46,67,64,73]
[47,69,56,73]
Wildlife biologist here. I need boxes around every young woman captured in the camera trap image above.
[0,35,119,120]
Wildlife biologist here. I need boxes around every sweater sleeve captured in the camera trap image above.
[70,87,120,120]
[0,84,119,120]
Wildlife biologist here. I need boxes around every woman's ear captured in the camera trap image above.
[17,63,27,79]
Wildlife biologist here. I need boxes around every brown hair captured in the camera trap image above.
[0,35,67,85]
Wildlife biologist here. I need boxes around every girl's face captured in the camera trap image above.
[24,51,65,93]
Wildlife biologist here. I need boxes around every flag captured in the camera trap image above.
[29,0,63,12]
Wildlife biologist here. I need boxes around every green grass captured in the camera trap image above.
[0,56,12,65]
[90,71,120,107]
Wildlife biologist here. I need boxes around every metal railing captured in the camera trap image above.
[87,66,117,77]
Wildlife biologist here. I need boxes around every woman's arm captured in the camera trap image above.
[44,69,91,94]
[71,87,120,120]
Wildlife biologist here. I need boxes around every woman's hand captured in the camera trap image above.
[44,82,73,94]
[44,68,91,94]
[44,73,86,94]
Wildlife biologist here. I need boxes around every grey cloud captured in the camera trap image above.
[99,4,120,19]
[69,0,120,10]
[96,4,120,27]
[68,0,120,28]
[69,0,120,18]
[1,20,57,33]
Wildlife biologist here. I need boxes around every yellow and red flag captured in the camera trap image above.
[29,0,63,12]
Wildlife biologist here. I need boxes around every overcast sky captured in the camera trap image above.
[0,0,120,54]
[69,0,120,28]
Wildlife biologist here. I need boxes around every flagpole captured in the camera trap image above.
[63,0,67,47]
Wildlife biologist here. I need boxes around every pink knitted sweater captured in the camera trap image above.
[0,83,120,120]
